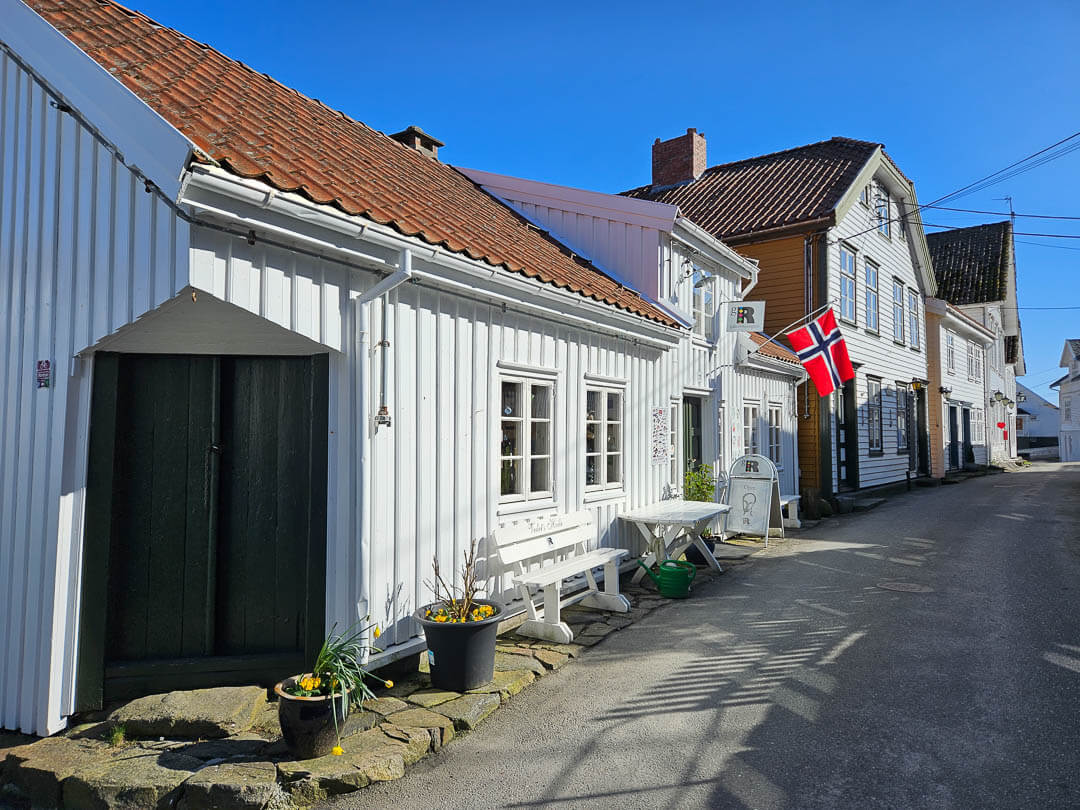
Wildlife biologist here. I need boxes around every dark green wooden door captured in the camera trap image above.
[78,353,327,707]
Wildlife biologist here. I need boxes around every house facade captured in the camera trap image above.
[924,299,994,475]
[1052,340,1080,462]
[1015,382,1059,459]
[624,132,937,505]
[460,168,807,501]
[926,222,1026,463]
[1,0,699,735]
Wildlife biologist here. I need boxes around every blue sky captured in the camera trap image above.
[132,0,1080,400]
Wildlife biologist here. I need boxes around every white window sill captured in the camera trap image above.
[583,489,628,505]
[496,498,558,518]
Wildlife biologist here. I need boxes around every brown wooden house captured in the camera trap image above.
[625,131,938,507]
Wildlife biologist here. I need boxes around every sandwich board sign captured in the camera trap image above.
[726,301,766,332]
[725,454,782,546]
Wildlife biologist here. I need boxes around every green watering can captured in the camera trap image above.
[637,559,696,598]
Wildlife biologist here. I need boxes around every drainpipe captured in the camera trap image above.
[355,248,413,660]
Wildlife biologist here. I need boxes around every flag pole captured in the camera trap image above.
[746,301,836,358]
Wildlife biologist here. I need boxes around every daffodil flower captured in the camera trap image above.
[332,745,344,756]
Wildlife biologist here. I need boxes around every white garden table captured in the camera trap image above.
[621,500,731,583]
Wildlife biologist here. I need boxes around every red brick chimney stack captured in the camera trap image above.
[651,128,707,187]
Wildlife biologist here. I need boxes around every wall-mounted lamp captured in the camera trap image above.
[939,386,952,395]
[693,271,715,289]
[993,391,1005,402]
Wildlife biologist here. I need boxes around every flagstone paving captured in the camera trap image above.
[0,567,733,809]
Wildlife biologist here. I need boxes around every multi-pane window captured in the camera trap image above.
[859,184,870,207]
[585,387,623,490]
[896,385,909,451]
[1064,396,1072,425]
[907,290,920,349]
[692,271,715,341]
[867,378,883,452]
[865,261,879,332]
[973,344,982,380]
[875,188,891,237]
[839,246,857,323]
[946,332,956,373]
[743,402,761,455]
[973,409,985,443]
[966,342,977,379]
[500,378,553,501]
[767,404,783,467]
[892,281,905,342]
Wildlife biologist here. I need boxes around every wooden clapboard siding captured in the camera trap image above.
[733,235,809,339]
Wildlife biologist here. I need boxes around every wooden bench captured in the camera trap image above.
[492,510,630,644]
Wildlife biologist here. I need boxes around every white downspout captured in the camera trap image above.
[355,248,413,661]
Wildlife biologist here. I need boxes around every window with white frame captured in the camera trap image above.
[897,202,907,238]
[907,290,920,349]
[859,184,870,207]
[1064,396,1072,425]
[896,384,909,451]
[865,260,879,332]
[966,341,976,379]
[946,332,956,373]
[585,386,623,490]
[692,270,716,341]
[840,246,857,323]
[973,408,985,443]
[892,280,905,342]
[868,378,883,452]
[500,377,553,502]
[973,344,982,381]
[875,188,891,237]
[743,402,761,455]
[767,403,783,467]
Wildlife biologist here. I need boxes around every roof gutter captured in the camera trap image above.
[722,214,835,247]
[181,167,681,348]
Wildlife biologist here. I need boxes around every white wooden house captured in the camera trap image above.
[1015,382,1059,459]
[924,299,994,474]
[0,0,701,735]
[926,221,1027,463]
[624,131,938,501]
[459,169,806,501]
[1052,340,1080,462]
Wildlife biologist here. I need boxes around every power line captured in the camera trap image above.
[1015,239,1080,251]
[922,223,1080,239]
[922,204,1080,221]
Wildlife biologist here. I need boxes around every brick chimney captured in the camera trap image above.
[652,128,706,187]
[390,125,444,159]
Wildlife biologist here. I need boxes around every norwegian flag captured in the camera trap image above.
[787,309,855,396]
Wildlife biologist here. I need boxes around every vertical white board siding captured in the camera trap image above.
[0,52,189,735]
[828,193,930,490]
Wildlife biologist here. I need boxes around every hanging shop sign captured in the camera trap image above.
[726,301,766,332]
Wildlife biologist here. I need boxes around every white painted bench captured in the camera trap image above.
[492,510,630,644]
[780,495,801,530]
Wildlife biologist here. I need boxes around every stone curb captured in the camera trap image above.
[0,569,717,809]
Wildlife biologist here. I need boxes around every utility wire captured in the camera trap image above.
[922,204,1080,221]
[922,223,1080,239]
[1015,239,1080,251]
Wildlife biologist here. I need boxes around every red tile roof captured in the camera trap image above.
[623,137,880,242]
[748,332,800,366]
[27,0,676,327]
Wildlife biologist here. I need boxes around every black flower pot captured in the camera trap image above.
[274,676,349,760]
[415,600,502,692]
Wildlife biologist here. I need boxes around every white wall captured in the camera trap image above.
[826,177,930,489]
[0,50,189,734]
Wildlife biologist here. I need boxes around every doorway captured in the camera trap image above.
[962,408,972,467]
[835,378,858,491]
[77,353,328,708]
[948,404,960,470]
[683,396,703,471]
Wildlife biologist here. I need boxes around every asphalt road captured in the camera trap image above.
[331,462,1080,810]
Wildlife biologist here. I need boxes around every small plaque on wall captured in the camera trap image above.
[650,407,669,466]
[36,360,51,389]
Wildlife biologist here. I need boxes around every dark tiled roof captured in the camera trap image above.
[28,0,675,327]
[925,221,1012,305]
[748,332,800,365]
[1068,339,1080,359]
[622,137,879,241]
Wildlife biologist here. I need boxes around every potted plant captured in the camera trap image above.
[414,541,502,692]
[274,620,391,760]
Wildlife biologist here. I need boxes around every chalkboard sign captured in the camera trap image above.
[725,454,782,545]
